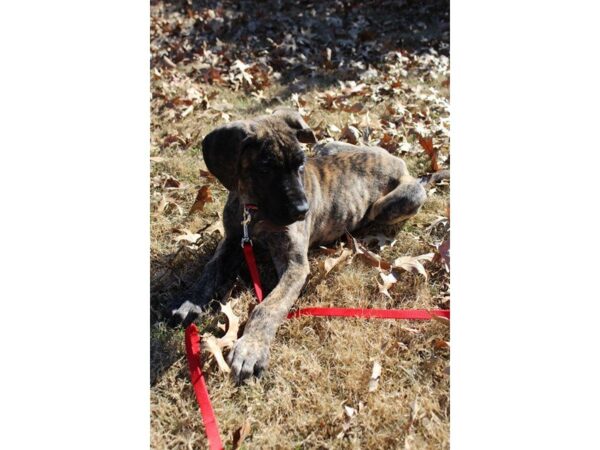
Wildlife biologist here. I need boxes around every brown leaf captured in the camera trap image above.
[189,185,213,215]
[418,135,440,171]
[163,177,181,189]
[163,134,186,147]
[340,125,361,144]
[203,67,223,85]
[433,339,450,350]
[433,237,450,271]
[322,247,352,275]
[232,419,252,450]
[344,102,364,113]
[199,169,216,180]
[392,253,434,280]
[348,234,392,271]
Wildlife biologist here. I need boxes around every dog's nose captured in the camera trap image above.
[289,200,309,220]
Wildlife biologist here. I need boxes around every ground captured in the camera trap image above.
[150,1,450,448]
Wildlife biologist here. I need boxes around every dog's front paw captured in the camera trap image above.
[227,334,270,384]
[168,300,204,328]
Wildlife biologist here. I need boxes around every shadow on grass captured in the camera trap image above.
[152,0,449,97]
[150,235,282,384]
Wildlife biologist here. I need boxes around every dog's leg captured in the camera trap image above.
[228,232,309,383]
[169,237,243,327]
[368,177,428,224]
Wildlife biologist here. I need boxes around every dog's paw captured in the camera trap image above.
[227,334,270,384]
[168,300,203,328]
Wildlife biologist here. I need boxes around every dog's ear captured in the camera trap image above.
[272,108,317,144]
[202,121,255,191]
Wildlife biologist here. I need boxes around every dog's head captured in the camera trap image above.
[202,109,317,226]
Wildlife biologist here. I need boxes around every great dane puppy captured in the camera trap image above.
[170,109,448,383]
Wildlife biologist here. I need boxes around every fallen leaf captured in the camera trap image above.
[203,335,231,372]
[322,247,352,275]
[368,361,382,392]
[181,105,194,117]
[433,237,450,271]
[163,55,177,68]
[318,246,338,255]
[392,253,434,280]
[203,219,224,236]
[154,194,184,216]
[418,135,440,172]
[163,177,181,189]
[344,102,364,113]
[150,156,166,163]
[219,302,240,348]
[377,272,397,299]
[327,123,341,135]
[340,125,361,144]
[174,231,202,244]
[433,339,450,350]
[189,185,213,215]
[344,405,356,418]
[200,169,216,180]
[202,302,241,373]
[341,82,368,96]
[348,233,392,271]
[232,419,251,450]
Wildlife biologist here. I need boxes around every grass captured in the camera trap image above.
[151,1,450,448]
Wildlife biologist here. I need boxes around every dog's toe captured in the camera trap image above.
[228,335,270,384]
[168,300,203,328]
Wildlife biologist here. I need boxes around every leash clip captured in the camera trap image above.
[241,205,255,247]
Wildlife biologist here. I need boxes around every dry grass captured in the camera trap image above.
[151,1,449,448]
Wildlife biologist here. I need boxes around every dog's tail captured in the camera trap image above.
[418,169,450,187]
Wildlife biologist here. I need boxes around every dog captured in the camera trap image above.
[170,109,448,383]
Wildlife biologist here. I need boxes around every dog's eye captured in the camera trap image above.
[298,164,305,173]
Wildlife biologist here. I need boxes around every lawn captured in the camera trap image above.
[151,1,450,448]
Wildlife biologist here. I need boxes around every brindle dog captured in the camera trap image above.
[170,109,448,383]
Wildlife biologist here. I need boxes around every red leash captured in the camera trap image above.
[288,307,449,320]
[184,324,223,450]
[184,208,449,448]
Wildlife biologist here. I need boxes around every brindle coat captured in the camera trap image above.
[170,109,448,383]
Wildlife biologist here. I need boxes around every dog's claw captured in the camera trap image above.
[227,334,270,384]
